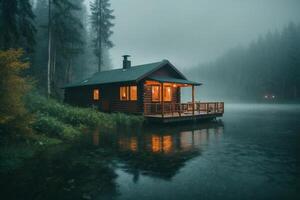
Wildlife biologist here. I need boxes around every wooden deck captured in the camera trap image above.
[144,102,224,123]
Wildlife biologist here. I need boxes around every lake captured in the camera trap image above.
[1,104,300,200]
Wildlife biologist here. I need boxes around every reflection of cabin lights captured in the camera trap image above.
[264,95,268,99]
[152,136,161,152]
[173,84,177,87]
[272,95,275,99]
[163,136,172,153]
[130,138,137,151]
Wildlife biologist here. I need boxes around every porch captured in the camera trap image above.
[143,76,224,123]
[144,102,224,123]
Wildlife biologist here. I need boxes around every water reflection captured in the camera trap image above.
[90,122,224,181]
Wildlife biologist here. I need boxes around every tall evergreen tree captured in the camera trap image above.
[187,22,300,102]
[0,0,36,51]
[90,0,115,72]
[52,0,84,85]
[44,0,84,97]
[32,0,48,92]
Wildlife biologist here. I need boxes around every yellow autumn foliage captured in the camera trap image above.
[0,49,33,135]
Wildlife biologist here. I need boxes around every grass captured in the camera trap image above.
[25,94,144,143]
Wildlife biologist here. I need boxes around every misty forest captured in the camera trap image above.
[187,23,300,102]
[0,0,300,200]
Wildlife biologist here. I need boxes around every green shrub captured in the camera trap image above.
[32,115,81,141]
[26,94,144,132]
[111,112,144,128]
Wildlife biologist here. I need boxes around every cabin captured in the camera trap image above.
[63,56,224,123]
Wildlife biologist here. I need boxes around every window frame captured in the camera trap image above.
[163,86,172,102]
[93,89,100,101]
[151,85,161,102]
[130,85,138,101]
[120,86,129,101]
[120,85,138,101]
[151,85,172,102]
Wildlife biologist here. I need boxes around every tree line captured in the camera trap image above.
[187,22,300,102]
[0,0,115,98]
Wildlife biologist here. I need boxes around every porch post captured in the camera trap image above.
[161,82,164,118]
[192,85,195,116]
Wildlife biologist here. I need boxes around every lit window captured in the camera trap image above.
[163,86,172,101]
[120,86,138,101]
[152,86,160,102]
[93,89,100,100]
[130,86,137,101]
[120,86,129,101]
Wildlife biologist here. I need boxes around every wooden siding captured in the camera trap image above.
[64,64,184,114]
[64,82,142,114]
[150,64,184,79]
[142,84,181,105]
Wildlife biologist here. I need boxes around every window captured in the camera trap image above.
[93,89,100,100]
[163,86,172,101]
[151,86,172,102]
[130,86,137,101]
[120,85,138,101]
[120,86,129,101]
[152,86,160,102]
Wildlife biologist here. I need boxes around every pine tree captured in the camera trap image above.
[90,0,115,72]
[44,0,84,97]
[0,0,19,49]
[52,0,84,85]
[0,0,36,51]
[32,0,49,92]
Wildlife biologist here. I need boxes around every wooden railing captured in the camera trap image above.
[144,102,224,117]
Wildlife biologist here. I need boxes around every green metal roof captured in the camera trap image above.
[63,59,200,88]
[148,76,202,86]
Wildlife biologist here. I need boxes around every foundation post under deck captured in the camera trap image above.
[161,82,164,118]
[192,85,195,116]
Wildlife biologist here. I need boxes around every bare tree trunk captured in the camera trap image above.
[47,0,52,97]
[52,46,57,90]
[98,0,102,72]
[66,59,72,84]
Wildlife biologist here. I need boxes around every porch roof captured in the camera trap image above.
[148,76,202,86]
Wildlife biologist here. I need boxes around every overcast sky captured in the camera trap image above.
[93,0,300,69]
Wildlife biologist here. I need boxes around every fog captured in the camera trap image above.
[22,0,300,101]
[103,0,300,68]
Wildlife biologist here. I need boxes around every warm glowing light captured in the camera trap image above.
[93,89,100,100]
[163,86,172,101]
[120,86,138,101]
[173,84,177,87]
[152,86,160,102]
[130,137,138,151]
[120,86,128,100]
[152,135,161,152]
[130,86,137,101]
[162,136,172,153]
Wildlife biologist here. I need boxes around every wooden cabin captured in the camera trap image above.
[63,56,224,123]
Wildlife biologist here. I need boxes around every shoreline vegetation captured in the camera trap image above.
[1,93,143,171]
[0,94,144,172]
[0,49,144,173]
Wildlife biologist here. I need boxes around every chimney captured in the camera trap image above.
[122,55,131,69]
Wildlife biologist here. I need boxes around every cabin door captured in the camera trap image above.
[102,100,110,112]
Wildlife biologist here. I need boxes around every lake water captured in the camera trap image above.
[1,104,300,200]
